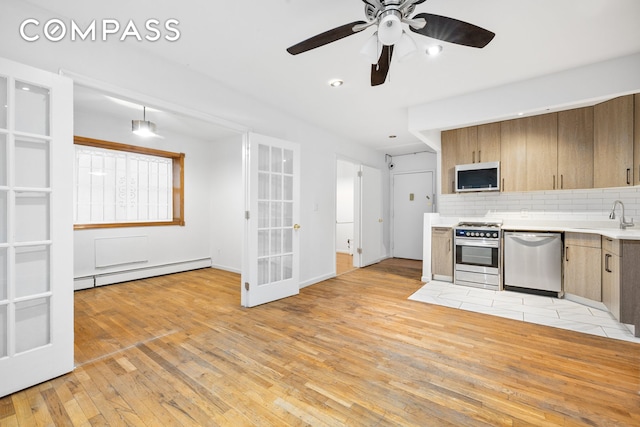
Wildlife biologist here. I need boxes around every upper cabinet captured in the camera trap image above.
[441,92,638,194]
[526,113,558,191]
[476,123,501,164]
[500,118,527,192]
[441,124,500,194]
[557,107,594,190]
[594,95,634,188]
[501,113,558,192]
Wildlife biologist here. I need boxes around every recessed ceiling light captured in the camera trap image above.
[22,86,31,91]
[389,135,397,139]
[517,112,524,116]
[329,79,344,88]
[426,45,443,56]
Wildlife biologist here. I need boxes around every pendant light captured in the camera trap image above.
[132,106,157,137]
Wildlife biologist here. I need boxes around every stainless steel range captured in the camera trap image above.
[454,221,502,290]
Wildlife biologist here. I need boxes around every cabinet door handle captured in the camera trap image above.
[561,174,564,189]
[627,168,631,185]
[478,150,481,163]
[502,178,505,192]
[553,175,556,190]
[447,239,451,252]
[605,253,612,273]
[472,151,476,163]
[565,246,569,262]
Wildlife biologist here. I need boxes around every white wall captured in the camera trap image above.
[209,134,244,273]
[409,52,640,137]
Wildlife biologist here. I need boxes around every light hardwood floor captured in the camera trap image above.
[336,252,356,276]
[1,259,640,426]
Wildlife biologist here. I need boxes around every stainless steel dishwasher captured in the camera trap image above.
[503,232,562,295]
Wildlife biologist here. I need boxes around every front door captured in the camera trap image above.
[0,57,74,397]
[392,171,434,260]
[242,133,300,307]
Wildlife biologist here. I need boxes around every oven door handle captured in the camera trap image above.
[455,239,499,248]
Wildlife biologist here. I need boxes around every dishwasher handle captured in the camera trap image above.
[505,232,561,248]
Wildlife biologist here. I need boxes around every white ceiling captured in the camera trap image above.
[25,0,640,155]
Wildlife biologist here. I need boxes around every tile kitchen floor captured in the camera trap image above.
[409,281,640,344]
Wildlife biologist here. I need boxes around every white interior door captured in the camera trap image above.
[0,57,74,397]
[392,171,434,260]
[242,133,300,307]
[356,165,383,267]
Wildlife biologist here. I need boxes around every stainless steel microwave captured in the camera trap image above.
[455,161,500,192]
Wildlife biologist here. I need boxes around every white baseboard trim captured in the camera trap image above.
[299,272,335,289]
[75,258,213,289]
[210,263,241,274]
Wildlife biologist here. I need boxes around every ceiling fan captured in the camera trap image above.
[287,0,495,86]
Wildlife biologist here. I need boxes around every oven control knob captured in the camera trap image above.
[480,232,485,237]
[466,232,471,236]
[474,232,479,237]
[493,232,498,238]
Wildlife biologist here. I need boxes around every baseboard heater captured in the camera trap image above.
[74,258,212,290]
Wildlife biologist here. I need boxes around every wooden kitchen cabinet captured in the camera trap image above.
[602,237,621,320]
[431,227,453,281]
[564,233,601,301]
[620,240,640,333]
[441,128,475,194]
[594,95,634,188]
[526,113,558,191]
[476,122,501,164]
[441,124,500,194]
[500,118,527,192]
[634,94,640,186]
[558,107,594,189]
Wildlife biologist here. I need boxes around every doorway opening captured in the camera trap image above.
[335,159,357,275]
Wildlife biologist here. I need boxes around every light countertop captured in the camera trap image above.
[428,215,640,241]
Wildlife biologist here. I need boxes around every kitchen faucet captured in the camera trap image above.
[609,200,634,229]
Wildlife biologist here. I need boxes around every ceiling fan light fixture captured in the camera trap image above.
[395,32,418,61]
[131,106,157,137]
[360,32,381,64]
[377,10,403,46]
[329,79,344,87]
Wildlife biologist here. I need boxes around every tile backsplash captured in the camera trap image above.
[438,187,640,221]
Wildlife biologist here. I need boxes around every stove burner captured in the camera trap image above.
[457,222,501,228]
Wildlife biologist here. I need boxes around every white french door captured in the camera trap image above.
[242,133,300,307]
[0,57,74,397]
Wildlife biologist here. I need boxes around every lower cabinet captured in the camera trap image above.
[602,238,621,320]
[431,227,453,282]
[620,240,640,333]
[564,233,601,301]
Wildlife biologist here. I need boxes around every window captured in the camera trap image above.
[73,136,185,229]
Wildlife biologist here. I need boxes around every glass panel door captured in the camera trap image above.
[0,57,73,398]
[242,133,300,307]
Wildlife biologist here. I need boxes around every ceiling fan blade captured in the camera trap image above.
[371,45,394,86]
[410,13,495,48]
[287,21,368,55]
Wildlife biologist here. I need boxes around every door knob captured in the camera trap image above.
[293,224,301,230]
